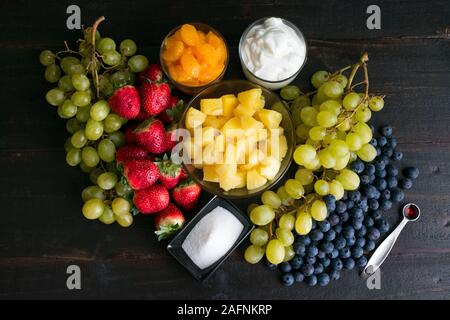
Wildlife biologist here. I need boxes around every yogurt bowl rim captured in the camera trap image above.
[238,17,308,84]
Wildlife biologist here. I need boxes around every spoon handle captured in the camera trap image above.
[362,218,408,276]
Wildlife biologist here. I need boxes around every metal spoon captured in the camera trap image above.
[361,203,420,277]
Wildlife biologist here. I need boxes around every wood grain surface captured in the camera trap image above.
[0,0,449,299]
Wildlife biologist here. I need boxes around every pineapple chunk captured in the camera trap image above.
[216,163,237,177]
[185,107,206,129]
[203,165,219,183]
[278,135,288,159]
[221,94,239,117]
[235,170,247,188]
[201,126,218,146]
[243,134,258,155]
[235,141,247,164]
[258,137,267,154]
[219,171,241,191]
[246,169,267,190]
[257,128,268,141]
[240,148,265,171]
[239,115,264,133]
[214,133,226,152]
[259,156,281,180]
[233,103,255,117]
[269,127,284,136]
[224,144,245,164]
[200,98,223,116]
[266,136,277,159]
[255,96,265,111]
[256,109,282,129]
[203,116,228,129]
[221,117,243,139]
[203,143,219,165]
[238,88,262,109]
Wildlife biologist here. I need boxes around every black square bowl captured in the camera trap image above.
[167,195,254,282]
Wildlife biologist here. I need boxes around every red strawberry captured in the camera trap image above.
[156,156,182,189]
[158,97,184,124]
[125,124,138,144]
[154,203,185,241]
[179,167,188,180]
[140,81,171,116]
[138,64,163,84]
[108,85,140,119]
[171,178,202,211]
[123,159,159,190]
[116,145,148,165]
[134,183,170,214]
[134,118,167,154]
[165,126,179,152]
[134,108,151,122]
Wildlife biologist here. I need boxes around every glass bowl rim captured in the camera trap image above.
[238,17,308,84]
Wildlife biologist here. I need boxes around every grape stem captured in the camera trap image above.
[330,65,352,78]
[91,16,105,45]
[361,57,370,99]
[63,41,78,55]
[303,89,317,97]
[99,160,107,172]
[90,16,106,98]
[350,80,366,90]
[54,41,80,60]
[269,221,273,239]
[346,52,369,94]
[334,53,370,129]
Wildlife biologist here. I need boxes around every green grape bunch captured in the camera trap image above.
[39,16,150,227]
[244,53,387,265]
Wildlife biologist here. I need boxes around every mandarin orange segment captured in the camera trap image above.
[197,31,207,44]
[206,31,222,48]
[180,53,201,79]
[216,42,227,64]
[180,24,199,46]
[199,60,209,70]
[175,64,193,83]
[184,47,194,56]
[172,30,183,41]
[198,68,215,83]
[207,64,224,79]
[191,45,203,61]
[168,63,179,82]
[199,43,219,68]
[162,39,185,62]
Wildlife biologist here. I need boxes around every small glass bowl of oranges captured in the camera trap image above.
[160,23,229,95]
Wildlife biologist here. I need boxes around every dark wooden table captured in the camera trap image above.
[1,0,449,300]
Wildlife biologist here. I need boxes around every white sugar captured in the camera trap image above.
[182,206,244,270]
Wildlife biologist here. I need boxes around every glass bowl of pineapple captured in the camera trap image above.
[178,80,294,198]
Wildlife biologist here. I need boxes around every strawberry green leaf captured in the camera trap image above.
[166,100,185,124]
[120,175,129,188]
[156,158,181,177]
[154,223,182,241]
[131,205,140,216]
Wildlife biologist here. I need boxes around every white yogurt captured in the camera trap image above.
[240,17,306,89]
[182,206,243,270]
